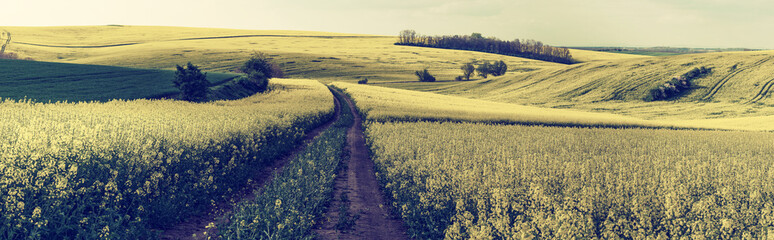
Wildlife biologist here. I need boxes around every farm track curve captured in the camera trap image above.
[158,88,342,240]
[315,89,409,240]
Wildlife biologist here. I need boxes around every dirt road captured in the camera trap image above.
[315,89,409,240]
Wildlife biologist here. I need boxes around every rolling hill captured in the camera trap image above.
[2,25,573,84]
[421,50,774,130]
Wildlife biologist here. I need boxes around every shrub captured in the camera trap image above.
[249,72,269,93]
[241,52,282,93]
[173,62,209,102]
[460,62,475,81]
[358,78,369,84]
[455,76,464,81]
[415,69,436,82]
[241,52,274,79]
[491,60,507,76]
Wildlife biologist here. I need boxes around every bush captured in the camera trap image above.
[241,52,274,79]
[241,52,282,93]
[415,69,436,82]
[173,62,209,102]
[358,78,369,84]
[249,72,269,93]
[492,60,507,76]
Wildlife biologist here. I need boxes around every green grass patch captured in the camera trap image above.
[0,59,238,102]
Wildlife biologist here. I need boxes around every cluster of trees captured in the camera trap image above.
[174,52,281,102]
[358,78,369,84]
[647,67,712,101]
[456,60,507,80]
[397,30,575,64]
[476,60,507,78]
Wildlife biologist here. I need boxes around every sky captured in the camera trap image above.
[5,0,774,48]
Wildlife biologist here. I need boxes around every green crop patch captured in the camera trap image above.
[0,59,238,102]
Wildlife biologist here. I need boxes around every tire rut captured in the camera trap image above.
[315,89,409,240]
[157,91,341,240]
[747,78,774,104]
[702,56,774,101]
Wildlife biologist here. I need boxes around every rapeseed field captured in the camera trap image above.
[0,79,333,239]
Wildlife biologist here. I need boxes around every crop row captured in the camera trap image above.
[0,79,334,239]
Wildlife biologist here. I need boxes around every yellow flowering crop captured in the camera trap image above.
[366,121,774,239]
[0,79,334,239]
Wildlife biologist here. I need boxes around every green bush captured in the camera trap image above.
[241,52,283,93]
[416,69,436,82]
[173,62,209,102]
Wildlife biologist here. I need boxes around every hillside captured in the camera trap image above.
[0,58,238,102]
[2,26,569,83]
[427,50,774,128]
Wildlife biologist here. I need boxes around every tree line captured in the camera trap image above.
[396,30,576,64]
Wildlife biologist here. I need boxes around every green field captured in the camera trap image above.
[0,58,238,102]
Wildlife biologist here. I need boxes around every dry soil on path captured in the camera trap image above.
[315,89,409,240]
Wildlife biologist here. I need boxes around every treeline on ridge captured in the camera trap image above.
[396,30,576,64]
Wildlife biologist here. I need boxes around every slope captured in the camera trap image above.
[432,50,774,128]
[2,25,565,83]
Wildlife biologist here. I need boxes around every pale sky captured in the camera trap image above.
[5,0,774,48]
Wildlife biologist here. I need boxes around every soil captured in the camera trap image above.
[157,90,341,240]
[315,89,409,240]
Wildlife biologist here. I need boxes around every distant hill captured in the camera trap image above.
[573,46,764,56]
[428,50,774,129]
[1,25,573,83]
[0,59,238,102]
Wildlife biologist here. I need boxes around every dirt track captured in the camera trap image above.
[315,89,409,240]
[158,91,341,240]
